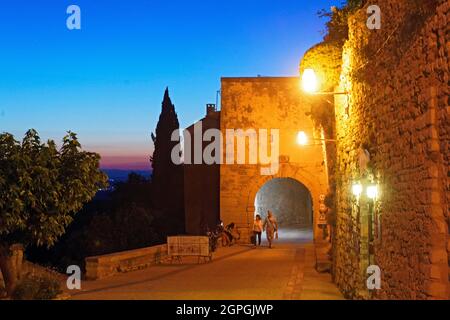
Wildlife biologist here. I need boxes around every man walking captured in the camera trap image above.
[263,211,278,248]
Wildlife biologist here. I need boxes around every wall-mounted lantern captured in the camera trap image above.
[296,131,336,147]
[301,69,319,93]
[351,182,379,200]
[352,183,363,198]
[296,131,309,146]
[300,68,348,96]
[366,185,378,200]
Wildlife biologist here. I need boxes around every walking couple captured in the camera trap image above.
[252,211,278,248]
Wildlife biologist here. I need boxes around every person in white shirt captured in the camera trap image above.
[252,215,263,247]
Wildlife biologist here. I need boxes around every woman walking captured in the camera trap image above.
[252,215,263,247]
[263,211,278,248]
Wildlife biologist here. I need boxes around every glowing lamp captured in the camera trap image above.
[297,131,308,146]
[352,183,363,197]
[301,69,318,93]
[367,185,378,200]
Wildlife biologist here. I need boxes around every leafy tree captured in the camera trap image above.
[318,0,366,43]
[150,88,185,234]
[0,130,107,296]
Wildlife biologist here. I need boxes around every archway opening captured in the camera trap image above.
[254,177,313,242]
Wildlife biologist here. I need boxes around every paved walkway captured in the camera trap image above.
[69,230,344,300]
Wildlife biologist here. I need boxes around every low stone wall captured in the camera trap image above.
[22,261,66,281]
[85,244,167,280]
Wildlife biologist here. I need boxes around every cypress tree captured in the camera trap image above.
[150,88,184,233]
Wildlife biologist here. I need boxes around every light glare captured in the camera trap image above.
[352,183,363,197]
[297,131,308,146]
[301,69,318,93]
[367,185,378,199]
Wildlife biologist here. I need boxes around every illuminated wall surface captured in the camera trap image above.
[220,77,329,243]
[333,0,449,299]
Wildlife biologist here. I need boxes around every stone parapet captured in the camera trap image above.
[85,244,167,280]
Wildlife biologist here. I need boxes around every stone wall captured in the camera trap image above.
[85,244,167,280]
[220,77,329,242]
[333,0,449,299]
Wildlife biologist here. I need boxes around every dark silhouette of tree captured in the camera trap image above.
[26,177,160,273]
[127,172,147,184]
[150,88,185,234]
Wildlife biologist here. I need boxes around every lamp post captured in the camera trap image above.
[298,69,344,146]
[296,131,336,146]
[352,183,363,198]
[301,68,348,96]
[351,179,380,296]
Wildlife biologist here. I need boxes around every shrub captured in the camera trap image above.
[318,0,366,43]
[12,274,62,300]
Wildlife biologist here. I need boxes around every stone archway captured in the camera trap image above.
[219,77,330,245]
[253,177,314,243]
[241,163,327,243]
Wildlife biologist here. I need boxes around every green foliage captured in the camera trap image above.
[300,41,343,92]
[319,0,365,43]
[11,273,62,300]
[0,129,108,248]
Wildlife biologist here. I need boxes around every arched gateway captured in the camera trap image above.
[219,77,330,244]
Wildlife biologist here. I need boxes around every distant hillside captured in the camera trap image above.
[102,169,152,182]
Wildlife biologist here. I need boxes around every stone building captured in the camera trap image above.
[331,0,449,299]
[185,78,331,244]
[184,0,449,300]
[219,77,330,244]
[184,104,221,235]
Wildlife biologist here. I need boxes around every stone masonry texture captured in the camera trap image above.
[333,0,449,299]
[220,77,330,243]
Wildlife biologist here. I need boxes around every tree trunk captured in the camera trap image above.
[0,244,24,297]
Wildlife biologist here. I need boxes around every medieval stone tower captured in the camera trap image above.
[219,77,330,243]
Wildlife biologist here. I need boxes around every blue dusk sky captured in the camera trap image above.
[0,0,342,169]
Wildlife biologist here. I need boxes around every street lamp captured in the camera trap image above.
[296,131,308,146]
[301,69,318,94]
[352,183,363,198]
[300,68,348,96]
[296,131,336,146]
[366,185,378,200]
[351,182,379,200]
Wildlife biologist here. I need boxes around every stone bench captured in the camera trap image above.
[85,244,167,280]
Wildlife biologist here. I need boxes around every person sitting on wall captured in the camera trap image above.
[222,222,240,246]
